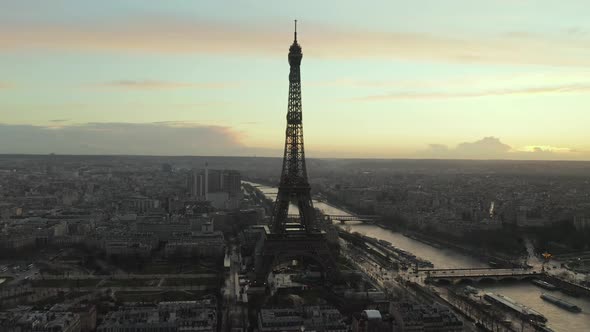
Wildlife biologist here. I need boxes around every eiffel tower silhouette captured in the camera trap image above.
[255,21,337,284]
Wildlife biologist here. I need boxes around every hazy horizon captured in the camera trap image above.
[3,152,590,164]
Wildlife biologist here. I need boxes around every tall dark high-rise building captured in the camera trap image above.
[222,170,242,194]
[206,169,223,194]
[188,168,241,198]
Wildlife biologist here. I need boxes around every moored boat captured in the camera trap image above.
[540,293,581,313]
[464,285,480,294]
[534,324,557,332]
[532,279,557,291]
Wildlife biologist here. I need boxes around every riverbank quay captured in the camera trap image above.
[339,232,481,331]
[332,212,542,331]
[313,192,523,269]
[338,231,396,269]
[242,182,274,210]
[542,273,590,298]
[339,242,394,295]
[338,230,433,270]
[405,281,543,332]
[446,289,514,332]
[397,280,483,331]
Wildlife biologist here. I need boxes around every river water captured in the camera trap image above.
[251,183,590,331]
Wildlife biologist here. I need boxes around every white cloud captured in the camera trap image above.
[423,137,586,160]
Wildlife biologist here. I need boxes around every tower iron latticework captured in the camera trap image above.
[255,21,337,285]
[271,19,316,234]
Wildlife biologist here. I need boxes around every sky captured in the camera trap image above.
[1,0,590,160]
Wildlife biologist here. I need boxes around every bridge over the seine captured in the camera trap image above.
[420,267,540,284]
[287,214,378,223]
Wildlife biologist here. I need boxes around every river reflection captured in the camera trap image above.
[249,183,590,331]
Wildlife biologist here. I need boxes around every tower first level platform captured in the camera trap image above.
[254,230,338,285]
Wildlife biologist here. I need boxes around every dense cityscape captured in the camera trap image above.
[1,154,590,332]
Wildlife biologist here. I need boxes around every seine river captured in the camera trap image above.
[251,183,590,331]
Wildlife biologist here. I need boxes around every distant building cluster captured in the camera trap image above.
[317,171,590,235]
[0,211,96,250]
[258,305,347,332]
[98,299,217,332]
[98,213,225,260]
[253,301,463,332]
[0,158,252,254]
[0,303,96,332]
[351,302,463,332]
[0,300,217,332]
[187,167,242,210]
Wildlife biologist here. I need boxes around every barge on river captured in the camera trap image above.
[540,293,581,313]
[484,292,547,323]
[532,279,557,291]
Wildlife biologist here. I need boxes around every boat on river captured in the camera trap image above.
[540,293,581,313]
[535,325,557,332]
[532,279,558,291]
[464,286,480,294]
[378,239,392,246]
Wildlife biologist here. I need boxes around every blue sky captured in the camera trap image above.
[1,0,590,159]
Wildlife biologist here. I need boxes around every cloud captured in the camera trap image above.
[424,137,511,159]
[0,122,251,156]
[97,80,237,90]
[519,145,575,153]
[456,137,511,156]
[49,119,69,123]
[1,17,589,67]
[427,144,450,153]
[423,137,587,160]
[351,83,590,101]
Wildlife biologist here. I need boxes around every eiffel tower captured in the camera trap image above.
[255,21,337,284]
[272,19,316,234]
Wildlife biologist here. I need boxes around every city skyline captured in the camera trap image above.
[2,1,590,160]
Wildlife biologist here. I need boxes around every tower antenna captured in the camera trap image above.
[294,19,297,42]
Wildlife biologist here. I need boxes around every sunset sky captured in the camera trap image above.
[1,0,590,160]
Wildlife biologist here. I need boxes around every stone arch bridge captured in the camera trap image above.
[421,267,540,284]
[287,214,378,224]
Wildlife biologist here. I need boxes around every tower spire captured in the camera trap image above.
[294,19,297,42]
